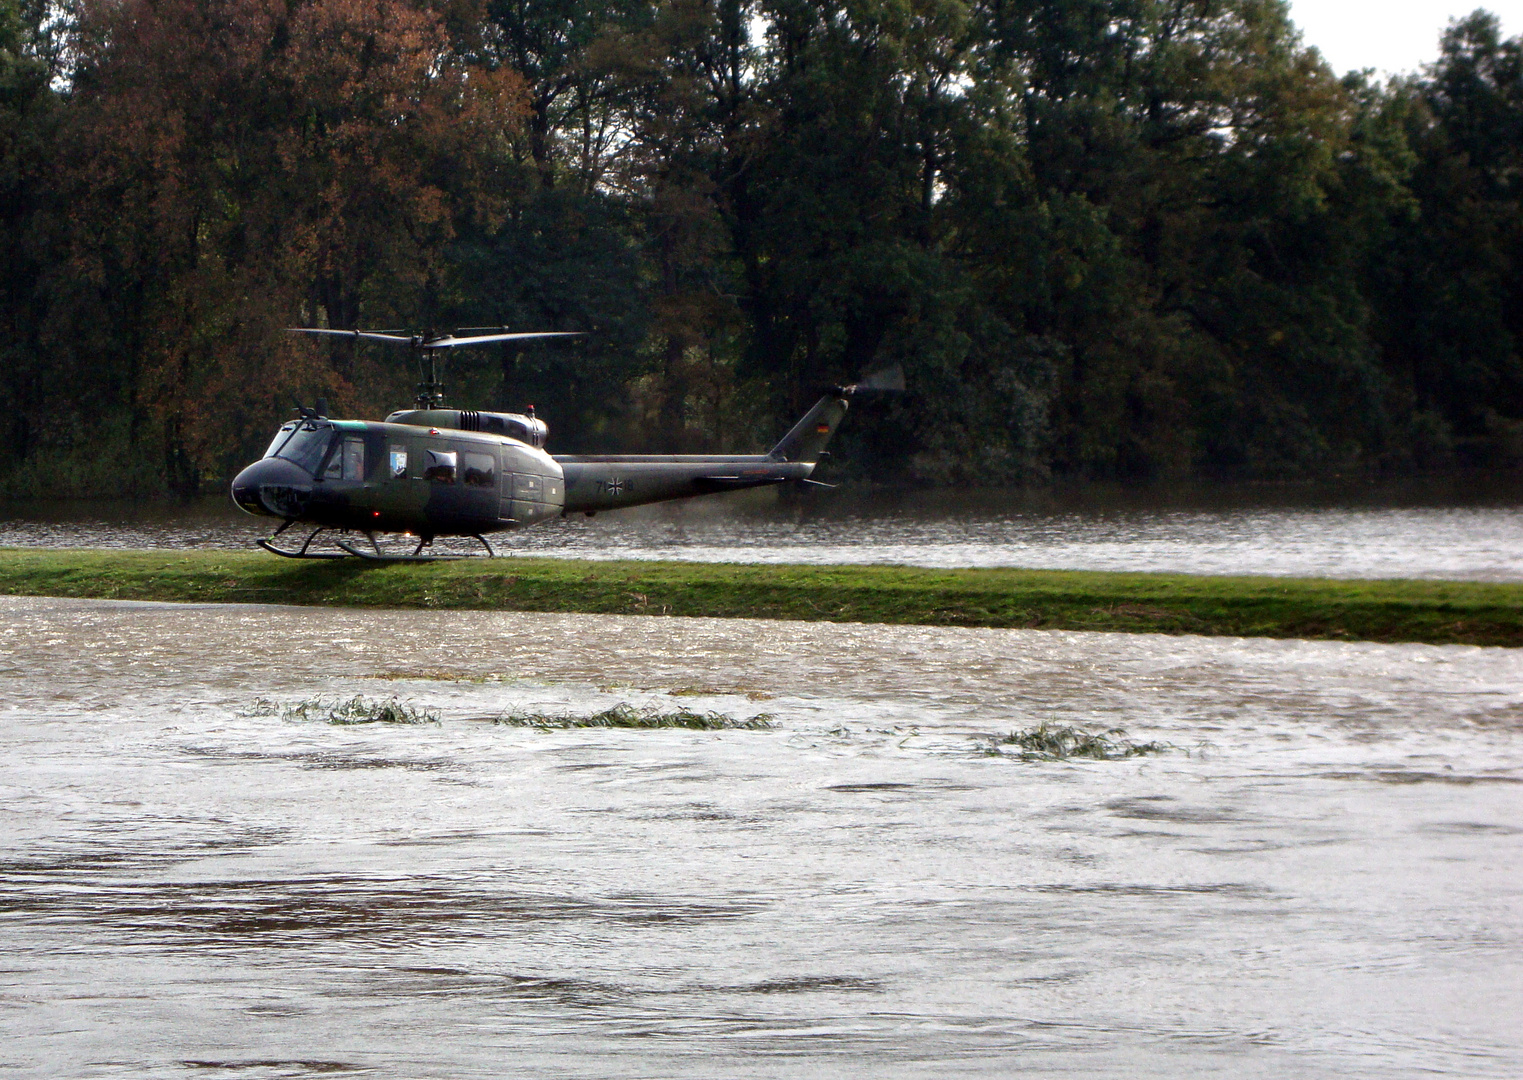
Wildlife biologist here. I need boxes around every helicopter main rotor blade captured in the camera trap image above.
[288,328,416,344]
[423,331,584,349]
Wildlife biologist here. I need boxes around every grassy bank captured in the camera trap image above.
[2,547,1520,646]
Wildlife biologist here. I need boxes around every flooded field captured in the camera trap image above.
[4,480,1523,580]
[2,596,1519,1077]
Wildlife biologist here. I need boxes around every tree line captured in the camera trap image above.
[2,0,1522,496]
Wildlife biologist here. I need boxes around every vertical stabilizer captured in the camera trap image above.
[769,395,850,463]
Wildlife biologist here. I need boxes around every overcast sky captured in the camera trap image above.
[1288,1,1521,76]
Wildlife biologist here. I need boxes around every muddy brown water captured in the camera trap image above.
[1,596,1519,1077]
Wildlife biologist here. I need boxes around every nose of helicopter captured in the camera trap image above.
[231,457,314,519]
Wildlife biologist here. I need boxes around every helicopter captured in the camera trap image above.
[230,327,903,560]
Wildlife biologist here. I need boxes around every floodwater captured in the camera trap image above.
[2,596,1519,1077]
[5,480,1523,580]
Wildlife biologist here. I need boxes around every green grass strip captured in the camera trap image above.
[2,547,1521,646]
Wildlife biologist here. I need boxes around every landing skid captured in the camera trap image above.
[257,523,498,561]
[258,525,349,559]
[333,540,465,562]
[332,534,497,562]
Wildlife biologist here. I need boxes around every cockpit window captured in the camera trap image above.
[263,423,298,459]
[274,424,334,475]
[322,437,365,481]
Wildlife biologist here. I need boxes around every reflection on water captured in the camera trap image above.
[1,596,1519,1077]
[4,478,1523,579]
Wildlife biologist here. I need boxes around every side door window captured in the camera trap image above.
[424,449,457,483]
[462,452,496,488]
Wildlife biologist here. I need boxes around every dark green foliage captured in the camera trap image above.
[2,1,1522,491]
[0,0,65,492]
[444,189,651,450]
[1367,12,1523,468]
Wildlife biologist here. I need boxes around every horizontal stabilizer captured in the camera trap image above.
[693,474,787,492]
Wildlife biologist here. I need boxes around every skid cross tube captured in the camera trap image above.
[257,525,349,559]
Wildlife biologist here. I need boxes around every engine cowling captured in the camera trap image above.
[384,408,548,448]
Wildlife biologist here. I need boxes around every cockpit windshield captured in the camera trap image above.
[263,423,298,459]
[270,423,334,476]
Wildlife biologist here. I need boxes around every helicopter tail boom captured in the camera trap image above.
[552,391,853,515]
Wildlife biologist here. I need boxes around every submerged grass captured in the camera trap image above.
[667,685,776,701]
[986,723,1169,761]
[495,702,774,731]
[246,694,439,725]
[4,547,1523,646]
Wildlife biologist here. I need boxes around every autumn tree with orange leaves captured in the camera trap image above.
[54,0,524,491]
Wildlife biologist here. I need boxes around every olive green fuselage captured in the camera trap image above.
[232,420,565,537]
[231,401,841,538]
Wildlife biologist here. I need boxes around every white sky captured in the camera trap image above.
[1288,0,1523,76]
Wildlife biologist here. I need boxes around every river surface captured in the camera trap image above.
[5,480,1523,580]
[2,596,1519,1077]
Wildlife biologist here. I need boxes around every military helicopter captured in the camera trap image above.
[230,327,903,559]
